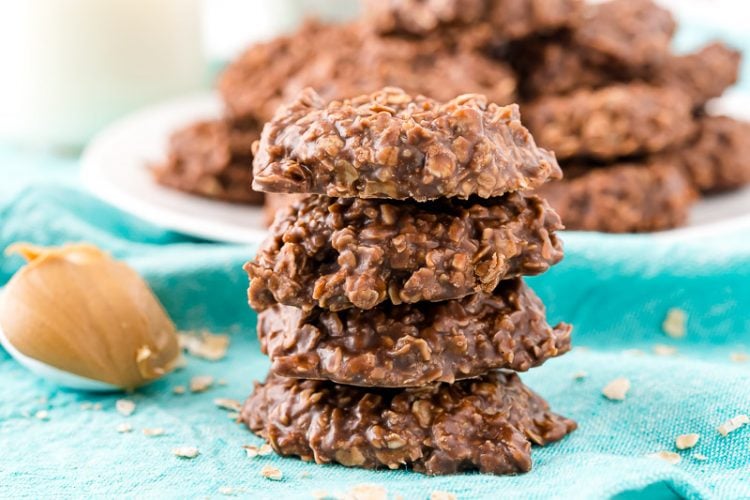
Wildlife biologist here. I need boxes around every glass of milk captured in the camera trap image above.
[0,0,206,149]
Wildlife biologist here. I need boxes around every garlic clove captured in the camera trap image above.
[0,243,181,390]
[0,322,118,391]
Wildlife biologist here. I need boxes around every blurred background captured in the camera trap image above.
[0,0,748,150]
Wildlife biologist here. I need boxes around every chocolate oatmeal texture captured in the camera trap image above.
[574,0,675,68]
[514,38,616,99]
[219,20,518,125]
[218,21,362,123]
[525,83,695,160]
[242,371,577,475]
[511,0,675,98]
[279,34,518,116]
[366,0,583,40]
[661,115,750,193]
[258,279,572,387]
[246,193,563,312]
[153,119,263,204]
[252,88,562,201]
[539,162,696,233]
[655,43,740,108]
[518,40,739,104]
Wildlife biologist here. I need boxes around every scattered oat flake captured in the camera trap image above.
[190,375,214,393]
[602,377,631,401]
[143,427,165,437]
[178,331,230,361]
[116,423,133,433]
[431,491,458,500]
[730,352,749,363]
[717,414,750,436]
[623,348,645,356]
[675,433,700,450]
[116,399,136,416]
[342,484,387,500]
[172,446,199,459]
[260,465,282,481]
[173,385,186,395]
[173,355,188,370]
[214,398,241,412]
[573,370,588,380]
[311,490,330,500]
[647,450,681,465]
[227,411,240,420]
[80,402,93,410]
[653,344,677,356]
[243,443,273,458]
[93,403,102,411]
[663,308,687,338]
[693,453,708,461]
[218,486,237,496]
[35,410,49,420]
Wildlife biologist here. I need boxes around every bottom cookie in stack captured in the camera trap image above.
[241,371,576,475]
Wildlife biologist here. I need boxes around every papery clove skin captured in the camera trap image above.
[0,243,181,389]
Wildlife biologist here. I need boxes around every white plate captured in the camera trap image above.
[81,91,750,244]
[81,93,266,244]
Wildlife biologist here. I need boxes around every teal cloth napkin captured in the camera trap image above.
[1,146,750,499]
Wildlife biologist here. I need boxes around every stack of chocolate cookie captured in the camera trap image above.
[240,87,576,475]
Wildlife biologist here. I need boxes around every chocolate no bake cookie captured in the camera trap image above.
[258,278,571,387]
[252,88,561,200]
[153,119,263,204]
[220,20,517,125]
[365,0,487,36]
[539,162,696,232]
[574,0,675,69]
[366,0,582,40]
[663,115,750,193]
[518,40,739,104]
[241,370,576,475]
[218,21,362,123]
[656,43,741,108]
[524,83,695,160]
[281,35,518,113]
[246,193,563,311]
[514,38,614,99]
[512,0,674,98]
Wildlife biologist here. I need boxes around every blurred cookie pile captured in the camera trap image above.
[153,0,748,233]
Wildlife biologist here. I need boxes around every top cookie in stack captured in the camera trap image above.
[241,86,576,475]
[251,87,561,201]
